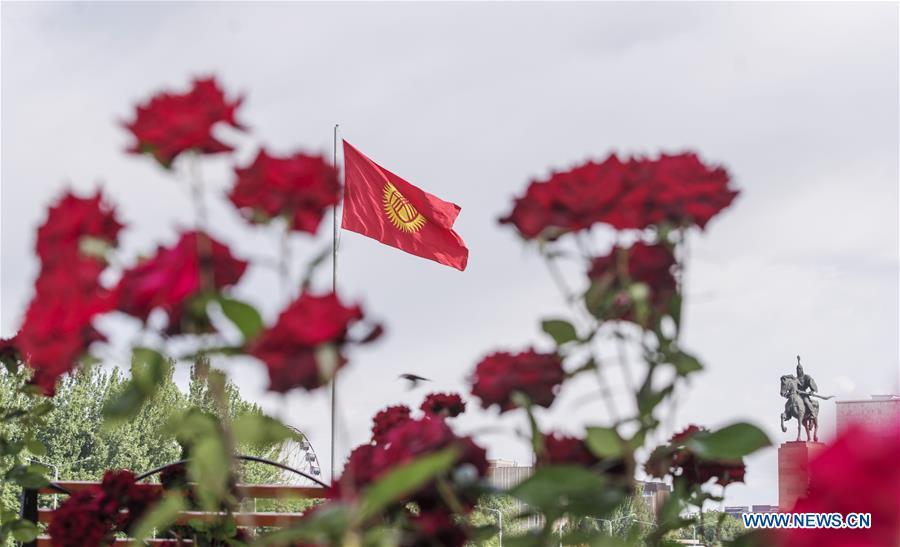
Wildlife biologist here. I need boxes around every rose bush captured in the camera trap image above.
[5,74,889,547]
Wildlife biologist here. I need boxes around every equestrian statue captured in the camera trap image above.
[780,355,833,442]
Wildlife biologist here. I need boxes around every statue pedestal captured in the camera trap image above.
[778,441,825,511]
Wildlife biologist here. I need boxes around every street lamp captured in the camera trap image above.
[483,507,503,547]
[30,455,99,509]
[590,513,636,536]
[28,458,59,509]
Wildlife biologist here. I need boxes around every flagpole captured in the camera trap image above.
[330,124,340,483]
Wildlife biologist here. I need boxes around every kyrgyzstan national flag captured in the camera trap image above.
[341,141,468,271]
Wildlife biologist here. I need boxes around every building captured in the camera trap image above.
[835,395,900,439]
[641,481,671,516]
[486,459,533,490]
[724,504,778,519]
[486,459,670,524]
[724,506,749,519]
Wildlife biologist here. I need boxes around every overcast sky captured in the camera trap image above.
[2,2,898,508]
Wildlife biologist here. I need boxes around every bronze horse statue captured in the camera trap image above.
[780,374,819,442]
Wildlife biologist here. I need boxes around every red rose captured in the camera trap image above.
[500,153,737,240]
[408,510,469,547]
[48,490,112,547]
[100,469,137,501]
[338,444,381,493]
[124,77,243,167]
[334,417,487,532]
[644,425,745,487]
[49,469,156,546]
[36,191,123,267]
[229,149,340,234]
[542,434,600,467]
[250,291,364,392]
[116,230,247,333]
[777,421,900,547]
[420,392,466,418]
[638,153,738,229]
[370,417,488,512]
[19,258,113,395]
[371,405,412,444]
[470,349,565,412]
[373,417,457,471]
[499,155,630,239]
[586,242,676,325]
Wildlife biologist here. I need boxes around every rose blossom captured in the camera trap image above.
[371,404,412,444]
[541,433,600,467]
[49,469,159,547]
[776,421,900,547]
[250,291,364,392]
[499,155,630,239]
[116,230,247,334]
[19,258,113,395]
[644,425,745,487]
[499,152,737,240]
[586,242,677,325]
[229,149,340,234]
[124,77,243,167]
[35,190,123,267]
[420,392,466,418]
[470,349,565,412]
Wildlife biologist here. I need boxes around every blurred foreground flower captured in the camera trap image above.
[500,152,737,240]
[124,77,244,167]
[250,291,377,392]
[116,230,247,334]
[420,392,466,418]
[48,470,158,547]
[645,425,746,487]
[229,149,340,233]
[777,421,900,547]
[470,349,565,412]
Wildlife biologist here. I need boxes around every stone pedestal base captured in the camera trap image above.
[778,441,825,511]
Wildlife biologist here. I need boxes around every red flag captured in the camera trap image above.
[341,141,468,271]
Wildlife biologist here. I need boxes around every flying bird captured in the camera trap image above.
[399,373,431,389]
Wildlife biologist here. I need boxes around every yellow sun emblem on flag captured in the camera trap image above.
[383,182,426,233]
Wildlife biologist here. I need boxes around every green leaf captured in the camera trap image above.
[359,448,459,520]
[25,438,46,457]
[132,347,166,385]
[218,296,264,342]
[9,519,39,542]
[585,426,623,458]
[6,464,49,489]
[687,423,771,460]
[130,493,186,545]
[168,410,230,512]
[104,348,169,421]
[510,466,625,520]
[541,319,578,345]
[672,352,703,376]
[0,439,24,456]
[234,414,301,446]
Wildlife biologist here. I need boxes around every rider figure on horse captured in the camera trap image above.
[795,355,818,415]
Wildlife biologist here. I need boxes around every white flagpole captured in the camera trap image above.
[330,124,340,483]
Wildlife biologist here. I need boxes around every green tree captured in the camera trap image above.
[470,494,534,546]
[3,361,299,510]
[35,365,184,482]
